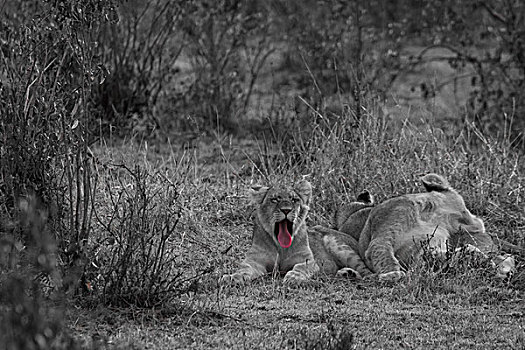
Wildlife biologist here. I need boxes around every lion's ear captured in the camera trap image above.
[356,190,374,204]
[249,185,270,205]
[421,174,451,192]
[294,180,312,204]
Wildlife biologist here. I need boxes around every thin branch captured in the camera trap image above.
[480,2,507,24]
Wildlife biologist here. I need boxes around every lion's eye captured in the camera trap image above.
[292,197,300,203]
[270,197,279,203]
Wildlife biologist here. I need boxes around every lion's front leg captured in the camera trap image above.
[219,258,269,286]
[283,259,319,284]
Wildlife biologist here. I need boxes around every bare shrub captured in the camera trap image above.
[90,165,192,307]
[391,1,525,136]
[265,1,524,138]
[178,0,274,133]
[94,0,185,137]
[0,0,116,315]
[0,0,116,345]
[267,0,402,122]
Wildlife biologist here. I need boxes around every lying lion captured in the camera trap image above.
[220,175,519,285]
[219,180,375,285]
[334,173,519,281]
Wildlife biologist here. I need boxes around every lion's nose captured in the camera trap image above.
[281,208,291,215]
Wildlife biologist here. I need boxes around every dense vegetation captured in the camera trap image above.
[1,0,524,349]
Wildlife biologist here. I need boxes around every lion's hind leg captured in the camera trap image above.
[454,230,516,278]
[313,226,372,278]
[365,237,406,282]
[453,244,516,279]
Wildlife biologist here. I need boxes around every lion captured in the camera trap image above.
[333,173,519,281]
[219,180,319,285]
[219,180,375,285]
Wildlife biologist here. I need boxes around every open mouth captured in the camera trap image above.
[274,219,294,248]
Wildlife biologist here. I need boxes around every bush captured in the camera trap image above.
[391,0,525,135]
[0,0,216,311]
[0,195,82,350]
[90,164,192,307]
[0,0,116,268]
[0,1,115,345]
[177,0,274,133]
[267,0,403,120]
[264,0,524,137]
[93,0,185,136]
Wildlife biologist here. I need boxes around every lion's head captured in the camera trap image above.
[418,174,485,236]
[250,180,312,248]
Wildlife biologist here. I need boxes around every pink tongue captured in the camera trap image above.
[277,221,292,248]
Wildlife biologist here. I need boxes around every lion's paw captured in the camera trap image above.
[456,244,484,255]
[335,267,362,279]
[492,254,515,279]
[283,270,308,285]
[218,273,249,286]
[378,271,405,282]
